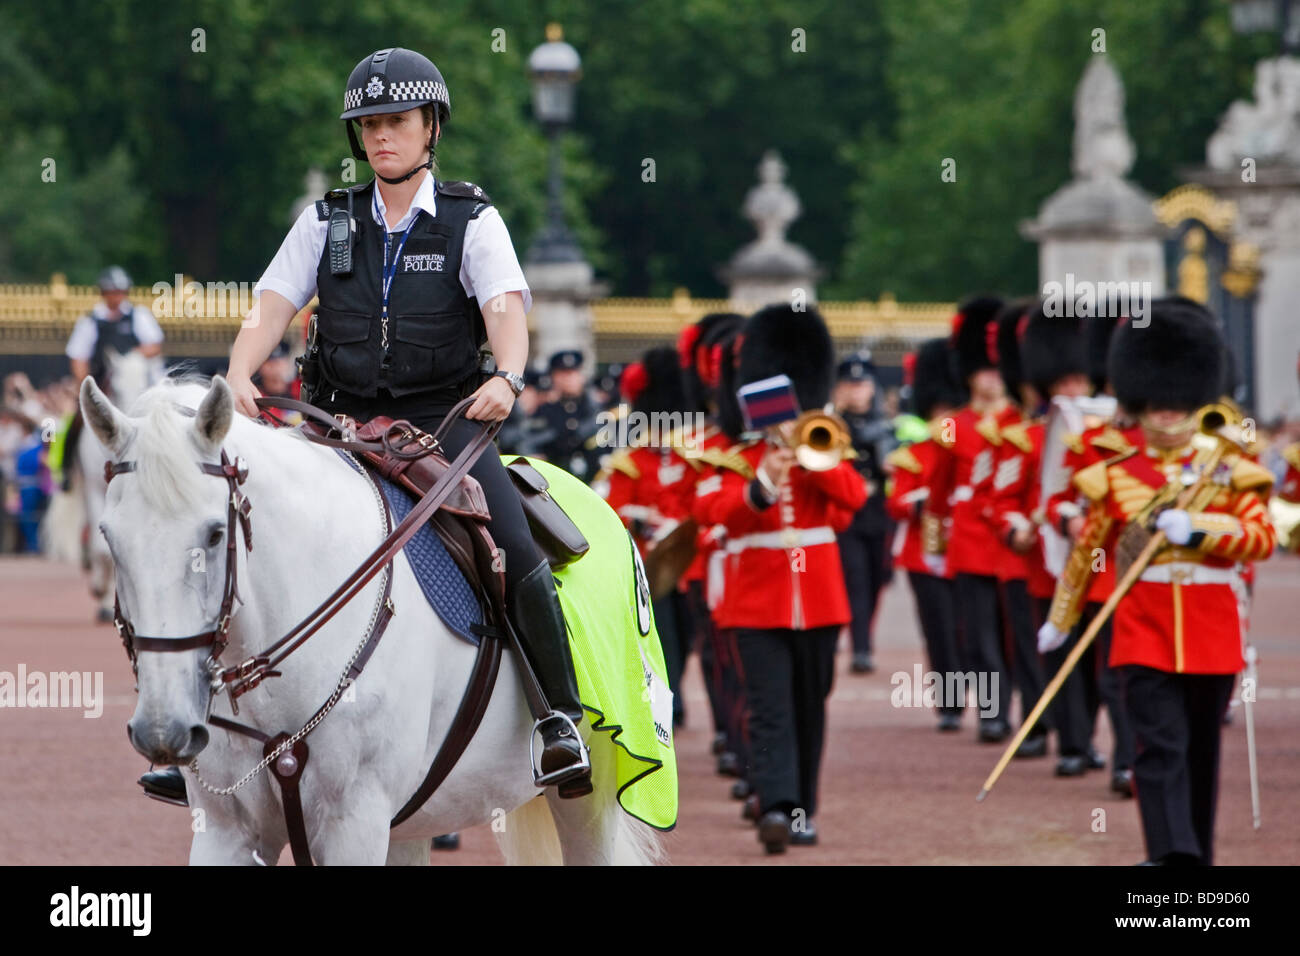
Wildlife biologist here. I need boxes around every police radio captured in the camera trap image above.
[328,189,355,276]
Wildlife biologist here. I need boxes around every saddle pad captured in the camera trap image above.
[336,451,482,646]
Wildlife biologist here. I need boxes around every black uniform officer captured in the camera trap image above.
[534,350,604,481]
[833,351,896,673]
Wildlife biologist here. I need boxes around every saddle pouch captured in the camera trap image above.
[506,457,590,569]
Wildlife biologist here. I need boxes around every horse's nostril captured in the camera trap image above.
[188,724,210,756]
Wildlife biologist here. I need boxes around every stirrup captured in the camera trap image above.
[529,711,591,788]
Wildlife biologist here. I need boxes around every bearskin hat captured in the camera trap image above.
[737,304,835,412]
[1086,314,1120,393]
[911,337,968,420]
[678,312,745,412]
[993,299,1033,400]
[715,330,747,440]
[1022,303,1088,396]
[627,346,690,417]
[1108,297,1225,414]
[949,295,1004,382]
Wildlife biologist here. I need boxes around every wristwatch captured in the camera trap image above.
[493,369,525,396]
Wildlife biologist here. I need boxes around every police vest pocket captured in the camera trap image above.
[316,309,378,394]
[391,313,478,390]
[317,310,372,345]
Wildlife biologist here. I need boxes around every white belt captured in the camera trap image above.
[1139,562,1238,586]
[726,526,837,553]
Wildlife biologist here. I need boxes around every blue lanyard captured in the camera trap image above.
[374,189,421,339]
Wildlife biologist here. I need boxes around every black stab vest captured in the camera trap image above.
[89,307,142,382]
[314,180,489,399]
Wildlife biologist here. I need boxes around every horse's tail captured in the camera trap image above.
[495,795,563,865]
[495,795,665,865]
[612,813,665,866]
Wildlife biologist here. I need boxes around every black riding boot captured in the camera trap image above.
[139,766,187,806]
[509,560,592,796]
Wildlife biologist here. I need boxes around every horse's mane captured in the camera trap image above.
[119,375,214,516]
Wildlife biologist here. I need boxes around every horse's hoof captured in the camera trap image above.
[432,833,461,851]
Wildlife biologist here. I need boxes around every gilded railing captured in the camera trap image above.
[0,278,955,360]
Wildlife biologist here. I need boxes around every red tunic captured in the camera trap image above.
[602,444,697,560]
[927,403,1022,577]
[1075,442,1276,674]
[694,440,867,631]
[885,438,947,576]
[1279,444,1300,504]
[989,418,1056,598]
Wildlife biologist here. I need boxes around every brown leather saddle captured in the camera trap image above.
[299,414,589,610]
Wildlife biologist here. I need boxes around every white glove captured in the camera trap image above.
[1037,621,1068,654]
[922,553,946,577]
[1155,509,1194,546]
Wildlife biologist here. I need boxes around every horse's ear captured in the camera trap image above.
[80,376,135,455]
[194,375,234,453]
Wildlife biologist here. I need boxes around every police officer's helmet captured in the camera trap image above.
[97,266,132,292]
[341,48,450,155]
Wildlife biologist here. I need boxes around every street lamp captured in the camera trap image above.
[527,23,583,264]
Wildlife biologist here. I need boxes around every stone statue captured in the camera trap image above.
[1207,57,1300,170]
[1072,55,1135,180]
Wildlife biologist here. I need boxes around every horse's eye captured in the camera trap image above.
[207,526,224,548]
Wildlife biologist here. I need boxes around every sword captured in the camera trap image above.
[1243,643,1261,829]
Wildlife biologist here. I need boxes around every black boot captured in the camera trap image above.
[139,766,187,807]
[510,561,591,796]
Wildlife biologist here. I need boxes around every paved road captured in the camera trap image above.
[2,554,1296,865]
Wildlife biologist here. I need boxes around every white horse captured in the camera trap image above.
[81,373,658,865]
[74,348,166,621]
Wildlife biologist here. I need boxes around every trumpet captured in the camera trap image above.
[771,410,853,472]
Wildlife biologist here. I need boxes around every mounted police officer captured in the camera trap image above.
[141,47,591,805]
[65,266,164,387]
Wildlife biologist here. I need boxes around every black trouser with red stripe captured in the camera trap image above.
[954,572,1012,729]
[906,571,962,716]
[1000,578,1049,737]
[1121,666,1234,864]
[736,626,838,818]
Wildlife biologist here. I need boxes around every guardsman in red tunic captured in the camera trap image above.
[677,312,751,780]
[600,347,700,729]
[1039,298,1275,865]
[1041,314,1141,790]
[885,338,967,730]
[926,297,1019,742]
[695,305,867,854]
[984,299,1052,758]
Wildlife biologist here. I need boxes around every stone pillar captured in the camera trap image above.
[522,259,607,368]
[1021,57,1167,306]
[720,151,821,310]
[1189,56,1300,420]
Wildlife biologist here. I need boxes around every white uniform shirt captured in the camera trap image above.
[253,173,532,314]
[65,302,165,361]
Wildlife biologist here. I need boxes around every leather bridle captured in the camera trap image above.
[105,396,499,702]
[107,448,253,683]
